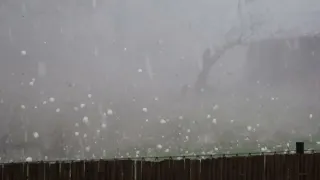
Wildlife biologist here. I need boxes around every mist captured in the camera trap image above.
[0,0,320,161]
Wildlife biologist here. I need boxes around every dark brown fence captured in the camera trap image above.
[1,153,320,180]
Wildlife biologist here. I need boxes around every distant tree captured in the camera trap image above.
[194,0,260,92]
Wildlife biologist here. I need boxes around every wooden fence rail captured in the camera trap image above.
[1,153,320,180]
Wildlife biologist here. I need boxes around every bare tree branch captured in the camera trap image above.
[194,0,262,93]
[194,34,243,93]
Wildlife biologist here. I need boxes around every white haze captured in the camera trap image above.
[0,0,319,161]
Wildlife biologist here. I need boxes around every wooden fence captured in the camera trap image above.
[1,153,320,180]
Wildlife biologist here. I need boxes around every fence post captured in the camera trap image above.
[296,142,304,154]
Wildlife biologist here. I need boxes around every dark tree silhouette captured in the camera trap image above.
[194,37,243,92]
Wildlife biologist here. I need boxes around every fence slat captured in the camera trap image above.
[3,164,14,180]
[0,164,2,180]
[222,157,229,180]
[216,157,223,180]
[299,154,312,180]
[154,160,161,180]
[315,154,320,179]
[3,163,24,180]
[45,162,59,180]
[185,159,191,180]
[71,161,85,180]
[136,161,142,180]
[61,162,71,180]
[200,159,211,180]
[305,154,313,180]
[266,155,274,180]
[85,161,97,180]
[190,160,200,180]
[29,163,45,180]
[175,160,187,180]
[122,160,134,180]
[252,156,264,180]
[141,161,151,180]
[231,156,239,180]
[247,156,253,180]
[97,160,106,180]
[159,160,170,180]
[238,157,247,180]
[109,161,117,180]
[275,154,285,180]
[286,155,296,180]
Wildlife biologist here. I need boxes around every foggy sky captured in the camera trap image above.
[0,0,320,160]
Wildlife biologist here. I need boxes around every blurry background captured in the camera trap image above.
[0,0,320,161]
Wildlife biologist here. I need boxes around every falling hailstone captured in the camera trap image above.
[88,94,92,98]
[145,56,154,80]
[230,119,234,123]
[156,144,163,149]
[75,132,79,136]
[21,105,26,109]
[33,132,39,139]
[56,108,60,113]
[160,119,166,124]
[178,116,183,120]
[49,97,55,103]
[83,134,87,138]
[43,101,47,105]
[107,109,113,115]
[309,114,313,119]
[26,157,32,162]
[261,147,268,152]
[75,123,79,127]
[154,97,159,101]
[207,114,211,119]
[21,50,27,56]
[142,108,148,112]
[247,126,252,131]
[85,146,91,152]
[213,104,219,110]
[80,103,86,108]
[137,69,143,73]
[101,123,107,128]
[74,107,79,111]
[165,149,170,153]
[212,119,217,124]
[83,116,89,124]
